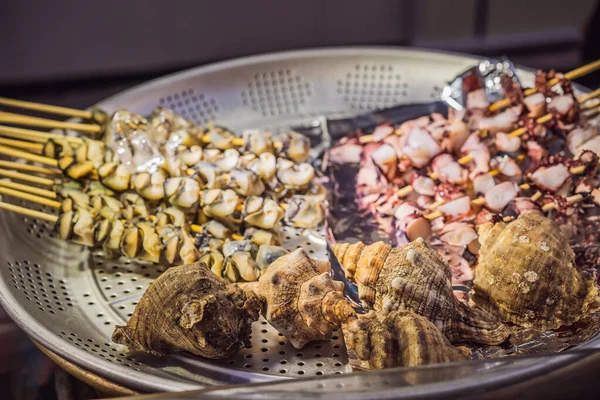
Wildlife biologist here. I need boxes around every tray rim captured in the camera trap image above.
[0,45,592,395]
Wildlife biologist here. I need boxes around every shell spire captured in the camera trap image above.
[333,238,510,345]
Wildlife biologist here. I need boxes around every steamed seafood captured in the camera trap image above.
[253,249,356,348]
[333,239,510,345]
[112,261,262,358]
[472,211,599,329]
[343,310,469,369]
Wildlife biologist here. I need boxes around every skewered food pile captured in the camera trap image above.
[0,107,327,283]
[328,68,600,291]
[1,59,600,376]
[114,211,598,370]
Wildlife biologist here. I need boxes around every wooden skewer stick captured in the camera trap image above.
[0,145,58,167]
[1,121,262,149]
[0,125,83,144]
[0,111,101,134]
[0,169,55,185]
[200,135,245,147]
[0,200,58,222]
[0,186,61,208]
[498,85,600,144]
[428,154,526,185]
[0,180,57,198]
[458,112,554,165]
[581,100,600,111]
[530,191,543,202]
[423,211,442,220]
[489,59,600,112]
[577,87,600,104]
[0,138,43,152]
[541,194,584,212]
[427,181,532,212]
[184,222,246,240]
[0,160,59,175]
[0,97,92,120]
[0,187,249,242]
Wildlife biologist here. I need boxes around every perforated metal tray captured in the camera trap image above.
[0,47,589,394]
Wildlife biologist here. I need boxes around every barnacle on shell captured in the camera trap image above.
[333,239,510,345]
[255,249,356,348]
[112,261,262,358]
[472,211,599,329]
[343,310,469,369]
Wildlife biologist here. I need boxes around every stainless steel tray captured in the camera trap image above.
[0,47,592,395]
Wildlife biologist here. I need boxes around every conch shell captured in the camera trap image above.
[343,310,468,369]
[112,261,262,358]
[255,249,356,348]
[472,211,599,329]
[333,239,510,345]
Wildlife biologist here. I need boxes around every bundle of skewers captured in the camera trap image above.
[0,103,327,283]
[328,62,600,288]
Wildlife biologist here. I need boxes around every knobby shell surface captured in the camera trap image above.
[333,239,510,345]
[343,310,468,369]
[472,211,600,329]
[112,261,262,358]
[256,249,356,348]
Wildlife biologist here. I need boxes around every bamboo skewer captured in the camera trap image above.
[200,135,246,147]
[0,169,55,185]
[426,181,532,212]
[0,111,101,134]
[0,186,61,208]
[0,138,43,152]
[576,87,600,104]
[489,59,600,112]
[0,185,245,241]
[423,211,442,220]
[0,145,58,167]
[454,88,598,166]
[0,180,57,198]
[360,85,600,146]
[0,201,58,222]
[0,97,93,120]
[0,160,59,175]
[1,121,268,150]
[0,125,83,144]
[541,194,584,212]
[0,171,285,216]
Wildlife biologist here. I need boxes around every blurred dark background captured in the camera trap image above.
[1,0,600,109]
[1,0,600,399]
